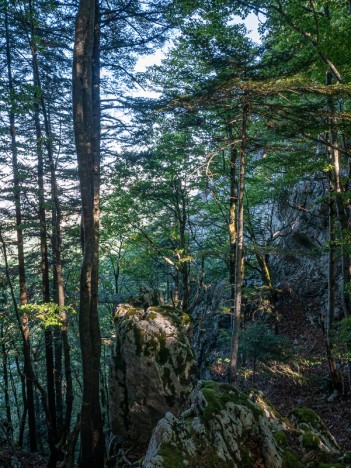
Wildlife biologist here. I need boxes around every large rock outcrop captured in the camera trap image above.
[109,304,198,444]
[268,180,343,319]
[143,381,349,467]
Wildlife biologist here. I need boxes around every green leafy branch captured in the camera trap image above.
[19,303,76,328]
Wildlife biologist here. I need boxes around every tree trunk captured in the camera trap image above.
[172,271,180,306]
[179,198,190,311]
[326,72,351,391]
[230,104,248,386]
[33,52,59,468]
[326,73,351,317]
[26,0,73,450]
[323,180,339,389]
[228,142,237,323]
[1,323,12,440]
[9,356,21,430]
[73,0,104,465]
[174,180,190,311]
[256,250,278,333]
[4,9,37,451]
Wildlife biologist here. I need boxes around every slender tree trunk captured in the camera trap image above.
[179,192,190,311]
[1,323,12,439]
[327,177,336,339]
[111,255,120,294]
[18,392,28,447]
[43,107,74,448]
[12,351,27,448]
[73,0,104,464]
[110,244,123,295]
[230,104,248,386]
[24,3,63,461]
[326,73,351,317]
[249,231,278,334]
[9,356,21,423]
[172,271,180,306]
[321,181,339,389]
[0,227,54,455]
[174,181,190,311]
[33,55,59,468]
[4,10,37,451]
[26,0,73,448]
[326,73,351,391]
[228,141,237,322]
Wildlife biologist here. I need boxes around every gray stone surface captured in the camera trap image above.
[109,304,198,444]
[143,381,344,468]
[268,179,341,316]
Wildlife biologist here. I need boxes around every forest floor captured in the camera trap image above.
[0,445,47,467]
[235,294,351,452]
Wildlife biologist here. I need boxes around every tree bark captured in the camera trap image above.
[179,186,190,311]
[227,126,237,325]
[4,9,37,451]
[1,323,12,440]
[230,103,248,386]
[326,73,351,318]
[173,179,190,310]
[26,0,73,450]
[73,0,104,465]
[326,72,351,391]
[31,43,60,468]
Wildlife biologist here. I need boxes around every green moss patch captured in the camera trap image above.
[301,430,320,449]
[158,444,185,467]
[125,308,139,317]
[145,311,158,320]
[288,407,320,427]
[274,430,288,447]
[201,381,262,422]
[282,450,304,468]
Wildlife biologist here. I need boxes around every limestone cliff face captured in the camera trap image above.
[109,304,198,444]
[143,381,346,468]
[269,179,343,318]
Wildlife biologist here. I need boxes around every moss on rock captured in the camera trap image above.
[201,381,261,423]
[143,382,346,468]
[109,304,197,445]
[282,450,304,468]
[301,430,321,449]
[289,407,320,427]
[158,444,185,467]
[274,430,288,447]
[147,306,192,330]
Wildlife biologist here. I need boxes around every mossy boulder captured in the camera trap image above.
[288,407,340,453]
[109,304,198,444]
[143,382,345,468]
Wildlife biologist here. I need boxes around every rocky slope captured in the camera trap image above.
[143,381,349,468]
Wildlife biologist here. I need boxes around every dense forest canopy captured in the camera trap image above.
[0,0,351,466]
